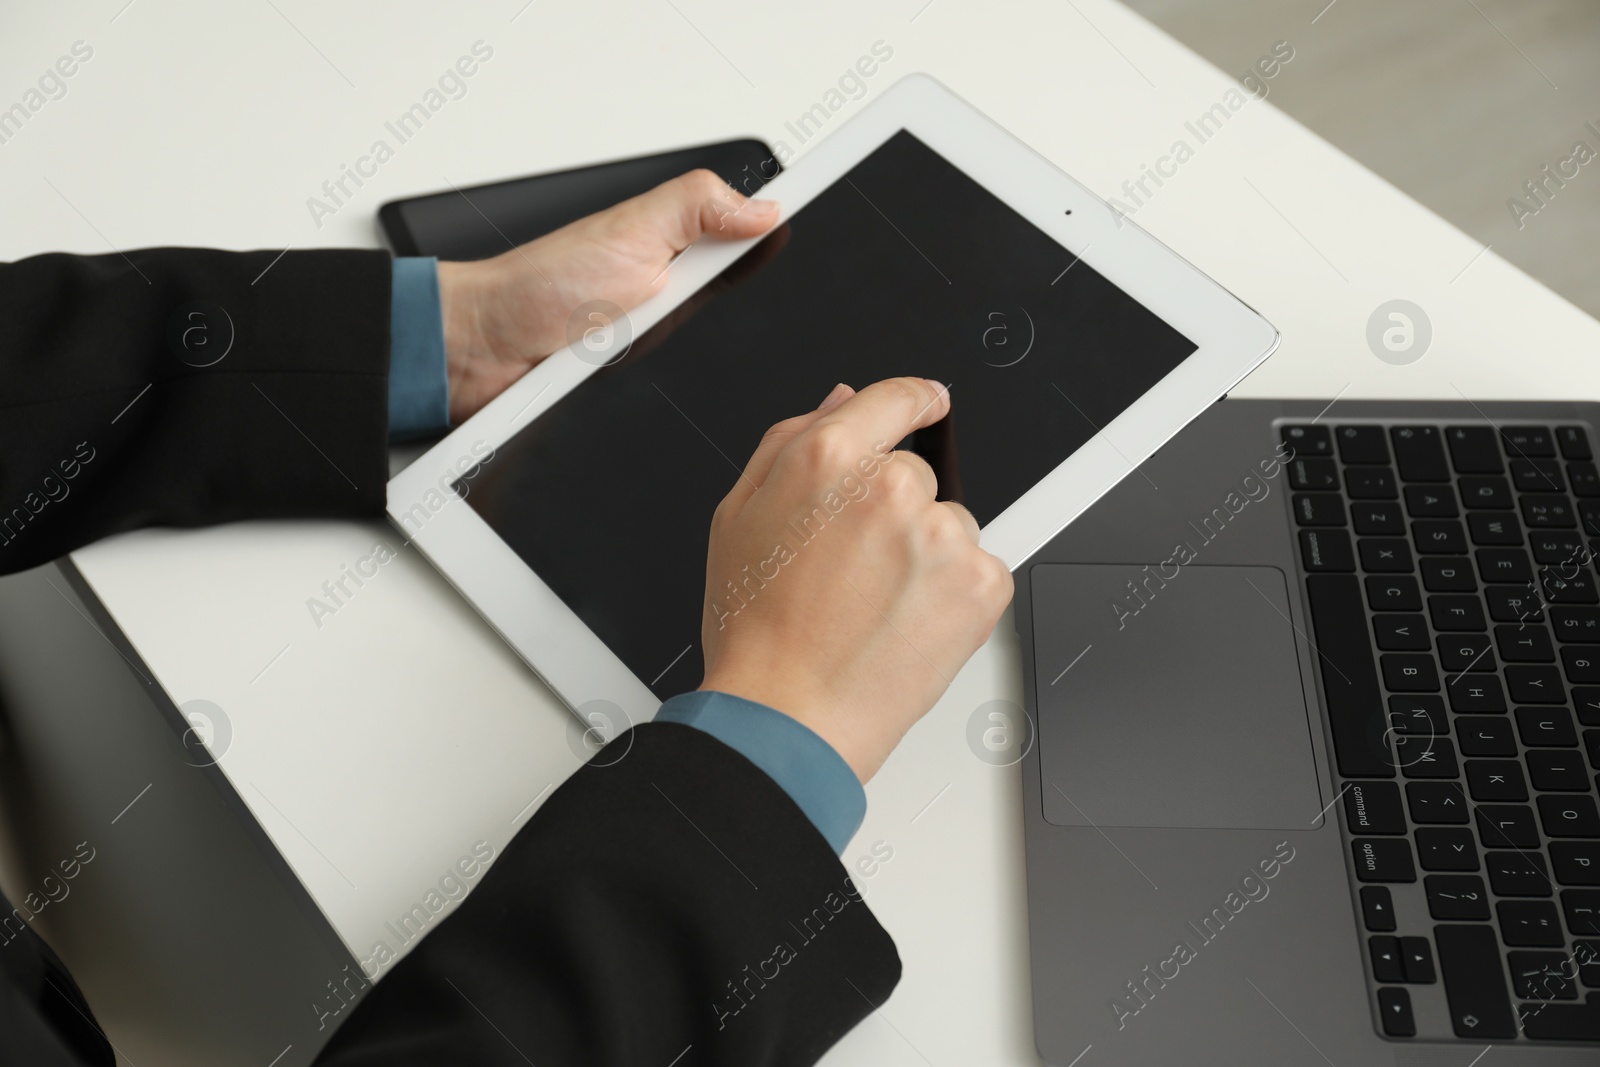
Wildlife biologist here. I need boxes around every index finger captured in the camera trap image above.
[809,377,950,454]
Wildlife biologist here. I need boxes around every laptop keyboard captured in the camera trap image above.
[1286,420,1600,1043]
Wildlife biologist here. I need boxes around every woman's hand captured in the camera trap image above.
[435,169,778,423]
[699,378,1014,783]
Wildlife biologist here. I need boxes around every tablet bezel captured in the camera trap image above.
[387,73,1280,728]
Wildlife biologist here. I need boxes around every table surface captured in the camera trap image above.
[7,1,1600,1063]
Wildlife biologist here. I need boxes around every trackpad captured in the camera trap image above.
[1032,564,1323,830]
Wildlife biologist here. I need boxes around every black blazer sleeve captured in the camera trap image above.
[314,722,900,1067]
[0,248,392,576]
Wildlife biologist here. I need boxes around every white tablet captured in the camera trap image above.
[387,73,1278,729]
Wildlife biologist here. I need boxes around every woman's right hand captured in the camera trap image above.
[698,377,1014,783]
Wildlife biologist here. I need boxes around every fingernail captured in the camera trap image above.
[923,378,950,399]
[818,382,851,411]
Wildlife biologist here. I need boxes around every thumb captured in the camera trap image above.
[643,169,780,253]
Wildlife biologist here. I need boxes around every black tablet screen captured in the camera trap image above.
[456,129,1196,698]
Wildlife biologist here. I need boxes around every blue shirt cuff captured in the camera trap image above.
[655,691,866,855]
[388,257,450,441]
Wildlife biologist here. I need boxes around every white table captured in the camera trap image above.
[6,1,1599,1063]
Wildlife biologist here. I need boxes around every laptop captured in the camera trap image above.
[1019,398,1600,1064]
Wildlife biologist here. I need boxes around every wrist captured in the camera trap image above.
[437,259,486,362]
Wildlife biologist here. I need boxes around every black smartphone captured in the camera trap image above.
[377,138,781,260]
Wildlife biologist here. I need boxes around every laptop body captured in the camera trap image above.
[1019,398,1600,1065]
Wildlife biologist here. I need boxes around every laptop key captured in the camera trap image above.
[1552,607,1600,641]
[1511,460,1566,494]
[1353,838,1417,882]
[1343,781,1406,834]
[1503,426,1555,458]
[1447,427,1505,474]
[1531,530,1586,563]
[1408,781,1469,824]
[1509,952,1578,999]
[1561,645,1600,683]
[1552,842,1600,886]
[1338,425,1391,464]
[1541,567,1599,603]
[1499,900,1565,946]
[1477,805,1540,849]
[1426,875,1490,920]
[1281,424,1333,456]
[1467,759,1527,802]
[1518,994,1600,1040]
[1299,529,1354,572]
[1577,687,1600,725]
[1580,941,1600,984]
[1476,548,1533,584]
[1401,937,1436,983]
[1305,575,1395,777]
[1421,558,1476,592]
[1412,520,1468,555]
[1522,494,1576,529]
[1375,616,1429,651]
[1487,851,1553,897]
[1456,717,1517,757]
[1437,634,1493,673]
[1460,475,1513,509]
[1377,988,1416,1036]
[1347,467,1398,500]
[1392,426,1448,481]
[1570,461,1600,498]
[1485,585,1542,622]
[1446,675,1504,716]
[1417,827,1479,871]
[1582,500,1600,537]
[1557,426,1594,461]
[1367,575,1421,611]
[1291,492,1345,526]
[1429,595,1485,631]
[1447,673,1507,713]
[1565,890,1600,935]
[1517,706,1578,747]
[1404,484,1457,517]
[1376,985,1414,1036]
[1540,795,1600,838]
[1389,695,1447,735]
[1361,885,1397,931]
[1467,512,1522,546]
[1370,935,1405,981]
[1494,624,1554,662]
[1506,666,1566,704]
[1383,653,1441,692]
[1527,749,1591,791]
[1360,538,1413,573]
[1435,923,1517,1037]
[1289,456,1339,490]
[1352,502,1405,535]
[1396,736,1457,777]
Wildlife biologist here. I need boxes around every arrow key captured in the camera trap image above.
[1370,935,1405,981]
[1377,987,1415,1037]
[1401,936,1437,983]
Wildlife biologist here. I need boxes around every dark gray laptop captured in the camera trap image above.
[1019,398,1600,1064]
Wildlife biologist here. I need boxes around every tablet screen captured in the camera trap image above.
[457,129,1196,699]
